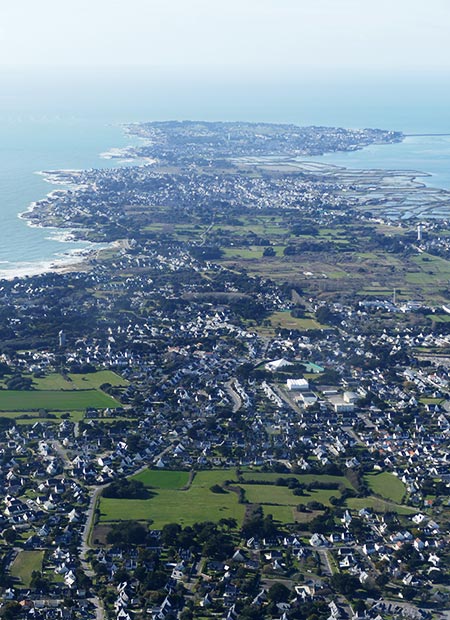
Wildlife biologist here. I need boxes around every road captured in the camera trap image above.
[225,379,242,413]
[317,549,333,577]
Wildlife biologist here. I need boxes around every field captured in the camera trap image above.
[132,469,190,489]
[364,472,406,503]
[0,410,85,424]
[67,371,129,390]
[99,469,246,529]
[99,469,359,530]
[0,370,125,424]
[346,497,416,515]
[10,550,44,587]
[240,472,353,488]
[97,467,414,530]
[266,311,327,331]
[207,206,450,304]
[240,484,338,511]
[0,389,119,412]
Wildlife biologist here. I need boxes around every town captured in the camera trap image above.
[0,121,449,620]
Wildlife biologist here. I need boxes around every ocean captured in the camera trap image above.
[1,68,450,277]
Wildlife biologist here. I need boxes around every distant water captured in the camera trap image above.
[1,67,450,277]
[304,135,450,191]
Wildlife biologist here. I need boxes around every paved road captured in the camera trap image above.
[80,485,107,620]
[225,379,242,413]
[317,549,333,577]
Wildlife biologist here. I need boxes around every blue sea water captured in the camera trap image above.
[1,68,450,277]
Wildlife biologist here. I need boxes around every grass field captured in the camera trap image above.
[67,371,129,390]
[10,550,44,587]
[98,467,413,529]
[14,371,128,392]
[240,472,354,489]
[241,484,338,510]
[132,469,190,489]
[0,410,85,423]
[100,469,245,528]
[346,497,416,515]
[0,389,119,412]
[364,472,406,503]
[428,314,450,323]
[270,311,326,330]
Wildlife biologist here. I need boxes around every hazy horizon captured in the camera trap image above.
[1,0,449,75]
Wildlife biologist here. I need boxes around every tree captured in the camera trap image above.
[3,528,16,544]
[268,582,290,603]
[263,246,276,257]
[330,573,359,596]
[0,602,21,619]
[106,521,148,546]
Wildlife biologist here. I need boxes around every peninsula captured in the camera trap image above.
[0,121,449,620]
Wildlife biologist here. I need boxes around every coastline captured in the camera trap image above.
[8,123,450,280]
[0,250,93,281]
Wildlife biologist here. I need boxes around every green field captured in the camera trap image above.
[10,550,44,587]
[132,469,190,489]
[10,370,128,392]
[67,370,129,390]
[100,469,245,528]
[241,484,338,510]
[364,472,406,503]
[0,410,85,424]
[240,472,353,489]
[98,468,414,529]
[346,497,416,515]
[99,469,357,529]
[0,389,119,412]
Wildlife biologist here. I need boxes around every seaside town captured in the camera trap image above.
[0,122,449,620]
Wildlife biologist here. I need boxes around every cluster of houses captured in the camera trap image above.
[0,122,449,617]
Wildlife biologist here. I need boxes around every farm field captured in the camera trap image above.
[10,550,44,587]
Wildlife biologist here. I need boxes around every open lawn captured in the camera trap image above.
[222,247,264,259]
[68,370,129,389]
[10,550,44,587]
[0,410,85,424]
[428,314,450,323]
[32,374,74,390]
[346,497,416,515]
[100,488,245,529]
[241,484,338,510]
[0,389,119,411]
[240,472,354,489]
[264,311,327,332]
[100,469,245,528]
[364,472,406,503]
[28,370,128,391]
[132,469,190,490]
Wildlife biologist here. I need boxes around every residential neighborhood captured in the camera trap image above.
[0,122,448,620]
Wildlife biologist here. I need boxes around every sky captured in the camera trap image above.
[1,0,450,76]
